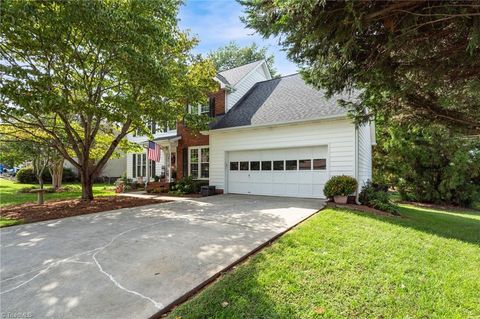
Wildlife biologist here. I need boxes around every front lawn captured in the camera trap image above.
[168,205,480,318]
[0,178,115,207]
[0,217,22,227]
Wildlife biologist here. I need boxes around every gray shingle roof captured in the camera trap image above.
[216,60,264,86]
[211,74,357,130]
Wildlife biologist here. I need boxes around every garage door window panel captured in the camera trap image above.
[299,159,311,170]
[286,160,297,170]
[230,162,239,170]
[273,161,284,170]
[313,159,327,170]
[240,161,249,170]
[250,161,260,170]
[261,161,272,170]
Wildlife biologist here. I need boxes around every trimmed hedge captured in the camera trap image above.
[323,175,358,198]
[16,166,78,184]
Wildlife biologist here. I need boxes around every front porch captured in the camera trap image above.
[132,135,181,192]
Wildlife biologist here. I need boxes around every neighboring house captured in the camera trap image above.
[125,60,375,199]
[63,156,126,181]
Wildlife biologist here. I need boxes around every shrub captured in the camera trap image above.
[16,166,78,184]
[171,176,208,194]
[56,185,81,192]
[192,180,209,193]
[131,181,145,190]
[44,187,55,193]
[375,122,480,207]
[16,186,38,193]
[17,186,56,194]
[359,181,399,215]
[62,168,78,182]
[172,176,195,194]
[16,167,51,184]
[323,175,358,198]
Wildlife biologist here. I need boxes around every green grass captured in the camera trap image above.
[168,205,480,319]
[0,217,23,227]
[0,178,116,207]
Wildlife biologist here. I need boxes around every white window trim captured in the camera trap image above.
[133,153,147,178]
[188,146,209,180]
[188,104,209,116]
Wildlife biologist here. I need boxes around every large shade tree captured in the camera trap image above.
[208,41,278,76]
[0,0,216,200]
[240,0,480,134]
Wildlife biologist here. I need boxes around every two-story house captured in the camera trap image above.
[123,60,375,198]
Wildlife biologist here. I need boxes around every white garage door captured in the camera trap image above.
[227,146,329,198]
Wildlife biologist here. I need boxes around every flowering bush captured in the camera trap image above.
[323,175,358,198]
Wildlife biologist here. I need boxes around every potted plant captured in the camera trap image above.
[323,175,358,204]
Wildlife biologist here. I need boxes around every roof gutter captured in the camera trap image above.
[201,114,349,135]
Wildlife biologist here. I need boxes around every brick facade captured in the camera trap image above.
[176,122,209,180]
[175,89,225,180]
[211,89,226,116]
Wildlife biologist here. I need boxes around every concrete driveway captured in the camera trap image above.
[1,194,323,319]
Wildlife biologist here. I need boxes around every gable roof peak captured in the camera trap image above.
[216,60,265,87]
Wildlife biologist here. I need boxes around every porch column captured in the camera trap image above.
[146,146,150,183]
[159,145,168,180]
[168,143,173,183]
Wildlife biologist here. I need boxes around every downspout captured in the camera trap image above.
[354,126,361,204]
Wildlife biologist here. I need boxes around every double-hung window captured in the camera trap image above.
[132,153,156,178]
[188,146,209,179]
[189,104,210,116]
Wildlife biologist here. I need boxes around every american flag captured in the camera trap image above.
[147,141,161,162]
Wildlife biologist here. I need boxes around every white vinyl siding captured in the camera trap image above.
[209,118,356,192]
[227,67,270,111]
[126,152,164,179]
[63,156,126,178]
[100,156,126,178]
[357,122,373,191]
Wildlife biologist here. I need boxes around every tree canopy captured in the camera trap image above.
[0,0,216,200]
[240,0,480,134]
[373,119,480,207]
[208,41,278,76]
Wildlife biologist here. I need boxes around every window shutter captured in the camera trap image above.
[182,147,188,177]
[209,97,216,117]
[132,154,136,178]
[151,160,156,178]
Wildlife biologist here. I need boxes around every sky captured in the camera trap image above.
[178,0,298,76]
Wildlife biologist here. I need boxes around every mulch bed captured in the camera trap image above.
[326,201,402,218]
[1,196,168,224]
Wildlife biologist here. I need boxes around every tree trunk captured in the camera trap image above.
[80,171,94,202]
[50,158,64,190]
